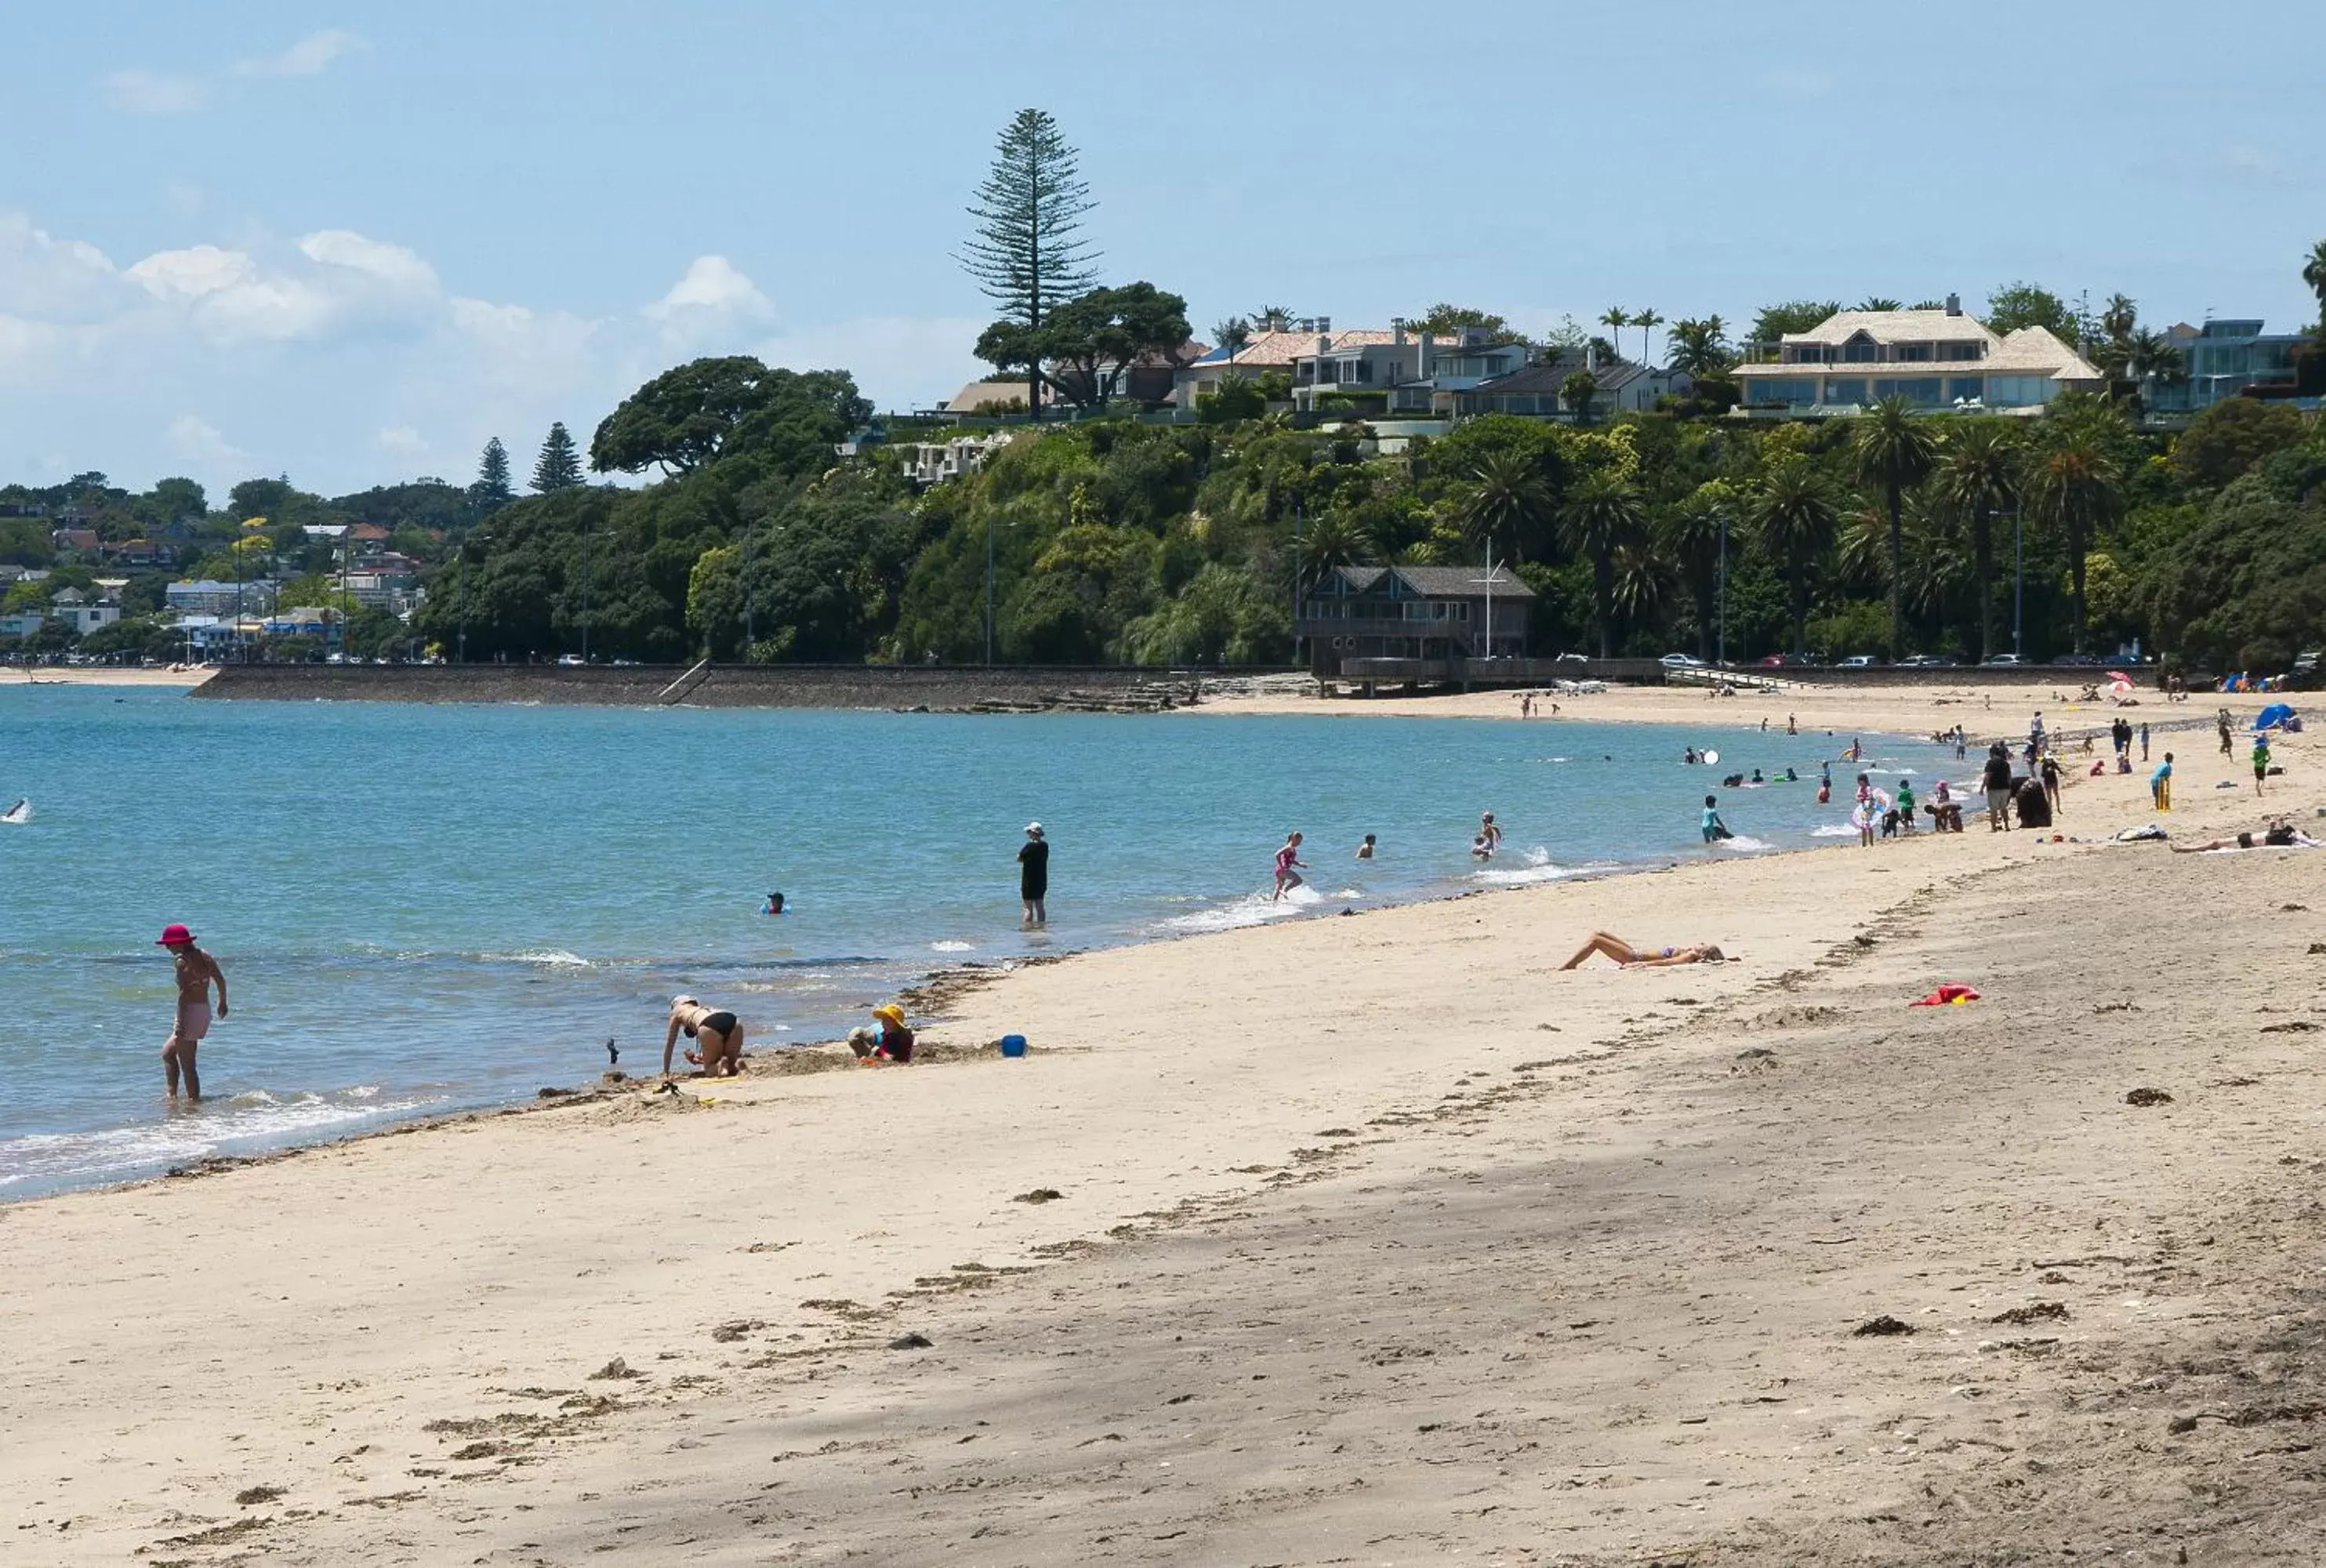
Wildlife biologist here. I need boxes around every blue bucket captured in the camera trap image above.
[999,1033,1028,1058]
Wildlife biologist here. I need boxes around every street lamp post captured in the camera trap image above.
[2011,509,2024,659]
[1716,505,1729,668]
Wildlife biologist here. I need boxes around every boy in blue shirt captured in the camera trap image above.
[1701,793,1733,843]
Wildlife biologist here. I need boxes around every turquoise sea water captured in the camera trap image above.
[0,689,1958,1197]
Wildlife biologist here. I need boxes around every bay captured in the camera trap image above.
[0,688,1952,1196]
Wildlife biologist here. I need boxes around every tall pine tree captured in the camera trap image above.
[532,422,584,493]
[470,437,513,513]
[957,108,1099,422]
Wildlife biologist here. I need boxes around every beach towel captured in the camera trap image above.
[1909,984,1981,1007]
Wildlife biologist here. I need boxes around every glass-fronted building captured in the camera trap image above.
[1735,300,2103,415]
[2143,319,2306,412]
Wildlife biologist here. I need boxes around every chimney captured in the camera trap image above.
[1316,332,1331,359]
[1392,318,1407,345]
[1586,339,1597,372]
[1417,331,1435,379]
[1945,292,1961,317]
[1315,314,1330,332]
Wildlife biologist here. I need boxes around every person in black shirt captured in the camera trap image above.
[1981,744,2015,832]
[1018,822,1050,928]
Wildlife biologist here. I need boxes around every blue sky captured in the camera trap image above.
[2,0,2321,496]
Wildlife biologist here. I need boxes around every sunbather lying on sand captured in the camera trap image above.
[2168,818,2316,853]
[1559,931,1729,969]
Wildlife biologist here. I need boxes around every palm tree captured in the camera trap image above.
[1751,459,1839,659]
[1598,307,1631,357]
[2023,439,2122,655]
[1932,420,2018,662]
[1849,395,1937,660]
[1835,507,1889,593]
[1297,510,1374,579]
[1659,484,1733,661]
[1609,540,1670,632]
[1899,493,1969,642]
[1853,296,1903,312]
[1633,307,1664,368]
[1664,317,1735,379]
[1453,451,1554,564]
[2302,240,2326,334]
[2128,328,2186,390]
[1560,470,1645,658]
[1254,305,1295,331]
[1212,316,1251,354]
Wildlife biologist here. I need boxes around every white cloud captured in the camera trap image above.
[235,30,365,78]
[104,69,207,114]
[165,415,247,468]
[129,245,256,300]
[299,229,437,292]
[0,209,982,493]
[649,256,773,321]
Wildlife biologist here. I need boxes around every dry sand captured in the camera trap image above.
[1196,673,2288,744]
[3,665,216,688]
[3,700,2320,1564]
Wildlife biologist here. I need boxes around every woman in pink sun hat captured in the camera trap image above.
[156,923,228,1100]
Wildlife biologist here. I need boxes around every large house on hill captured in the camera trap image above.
[1734,296,2102,414]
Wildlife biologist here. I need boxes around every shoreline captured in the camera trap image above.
[2,702,2315,1560]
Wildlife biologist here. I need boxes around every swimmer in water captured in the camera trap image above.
[1355,833,1376,861]
[763,891,786,915]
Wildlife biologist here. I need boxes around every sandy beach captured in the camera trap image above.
[3,695,2318,1563]
[2,665,216,688]
[1196,672,2291,744]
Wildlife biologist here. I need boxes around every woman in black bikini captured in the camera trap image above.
[662,996,744,1077]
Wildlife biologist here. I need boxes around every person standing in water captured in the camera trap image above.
[1272,831,1308,901]
[1355,833,1376,861]
[1478,811,1502,857]
[156,923,227,1101]
[1018,822,1049,928]
[1700,794,1733,843]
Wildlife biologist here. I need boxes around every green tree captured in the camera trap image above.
[1664,316,1735,379]
[1853,296,1904,312]
[1453,450,1555,564]
[1411,303,1512,339]
[2170,397,2307,490]
[1211,316,1250,354]
[1597,307,1629,357]
[975,281,1191,413]
[1849,395,1938,658]
[1559,470,1644,658]
[2023,436,2122,654]
[1662,481,1738,661]
[1751,459,1841,658]
[147,476,207,521]
[1195,372,1266,424]
[2302,238,2326,336]
[1631,307,1664,368]
[1748,300,1841,345]
[958,108,1101,422]
[1561,369,1598,423]
[1932,420,2019,662]
[1983,281,2075,336]
[472,437,514,511]
[532,423,585,492]
[590,358,869,477]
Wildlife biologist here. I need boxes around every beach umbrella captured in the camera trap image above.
[2106,670,2133,692]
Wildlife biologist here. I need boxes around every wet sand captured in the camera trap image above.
[2,698,2317,1563]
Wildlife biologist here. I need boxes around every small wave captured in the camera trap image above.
[931,940,976,952]
[1717,835,1775,852]
[1330,887,1365,899]
[1156,884,1323,934]
[478,949,592,968]
[0,1087,445,1193]
[1810,824,1860,837]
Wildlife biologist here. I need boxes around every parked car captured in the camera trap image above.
[1980,654,2027,667]
[1551,652,1592,668]
[1757,652,1816,669]
[1897,653,1961,668]
[1659,652,1707,668]
[2050,652,2102,666]
[557,654,586,666]
[1836,654,1881,669]
[2099,653,2144,667]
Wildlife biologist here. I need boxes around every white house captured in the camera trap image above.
[898,432,1014,488]
[1735,296,2103,414]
